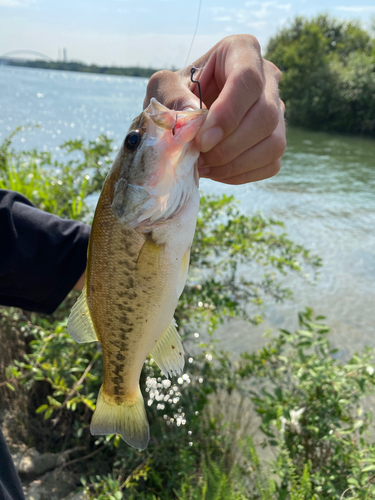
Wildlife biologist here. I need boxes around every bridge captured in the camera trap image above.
[0,50,53,62]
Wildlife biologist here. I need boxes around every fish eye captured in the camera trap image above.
[124,130,142,152]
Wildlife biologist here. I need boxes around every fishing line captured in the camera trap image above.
[172,0,203,112]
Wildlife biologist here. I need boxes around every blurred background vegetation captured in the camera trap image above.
[266,15,375,135]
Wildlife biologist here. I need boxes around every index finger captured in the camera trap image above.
[195,35,266,153]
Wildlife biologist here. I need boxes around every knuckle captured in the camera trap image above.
[268,159,281,178]
[262,102,280,135]
[221,34,261,53]
[210,159,236,180]
[246,34,262,53]
[222,160,236,180]
[238,66,264,99]
[265,60,282,82]
[279,99,286,114]
[146,70,174,96]
[146,70,191,110]
[236,34,261,53]
[148,69,174,86]
[272,132,287,159]
[221,102,243,136]
[214,141,233,166]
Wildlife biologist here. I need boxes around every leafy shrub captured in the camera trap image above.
[266,15,375,135]
[238,308,375,499]
[0,126,113,219]
[2,132,375,499]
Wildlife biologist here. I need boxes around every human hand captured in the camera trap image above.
[144,35,286,185]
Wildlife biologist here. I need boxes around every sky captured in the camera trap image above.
[0,0,374,68]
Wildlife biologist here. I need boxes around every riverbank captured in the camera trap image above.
[1,59,159,78]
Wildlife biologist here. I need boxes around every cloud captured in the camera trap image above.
[210,2,291,27]
[335,5,375,12]
[247,1,292,19]
[213,16,233,22]
[245,1,291,8]
[0,0,20,5]
[0,0,36,6]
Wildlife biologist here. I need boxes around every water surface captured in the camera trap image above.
[1,65,374,355]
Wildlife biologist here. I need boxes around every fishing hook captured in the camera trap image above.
[172,65,203,136]
[190,66,202,110]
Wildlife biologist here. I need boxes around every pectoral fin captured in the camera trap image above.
[136,233,165,274]
[150,319,185,378]
[67,287,98,343]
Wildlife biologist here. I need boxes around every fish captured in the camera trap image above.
[67,98,207,450]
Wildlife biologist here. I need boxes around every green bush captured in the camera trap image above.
[238,308,375,499]
[266,15,375,135]
[1,132,375,499]
[0,126,113,219]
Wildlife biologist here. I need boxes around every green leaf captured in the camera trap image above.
[347,478,359,486]
[44,407,53,420]
[82,398,95,411]
[36,404,48,414]
[47,395,62,407]
[361,464,375,473]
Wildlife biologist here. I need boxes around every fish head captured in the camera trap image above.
[111,98,207,230]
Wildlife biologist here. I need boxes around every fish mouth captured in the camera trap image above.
[144,98,207,143]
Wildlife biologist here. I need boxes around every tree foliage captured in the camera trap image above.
[266,15,375,134]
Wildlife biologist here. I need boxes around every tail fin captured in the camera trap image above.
[90,385,149,450]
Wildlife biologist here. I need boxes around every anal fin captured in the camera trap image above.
[150,319,185,378]
[67,286,98,343]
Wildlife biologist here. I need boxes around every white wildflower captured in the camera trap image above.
[290,407,305,435]
[279,416,287,439]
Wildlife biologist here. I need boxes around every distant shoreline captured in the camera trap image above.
[1,59,160,78]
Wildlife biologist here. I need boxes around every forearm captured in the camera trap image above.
[0,190,90,314]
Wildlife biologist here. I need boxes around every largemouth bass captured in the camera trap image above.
[67,99,207,450]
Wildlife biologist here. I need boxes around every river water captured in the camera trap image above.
[1,65,374,357]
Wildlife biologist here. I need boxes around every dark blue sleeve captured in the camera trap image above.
[0,189,90,314]
[0,428,25,500]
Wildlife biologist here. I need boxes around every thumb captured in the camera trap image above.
[144,69,201,112]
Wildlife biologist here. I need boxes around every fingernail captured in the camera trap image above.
[197,156,206,168]
[199,126,223,153]
[199,167,211,177]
